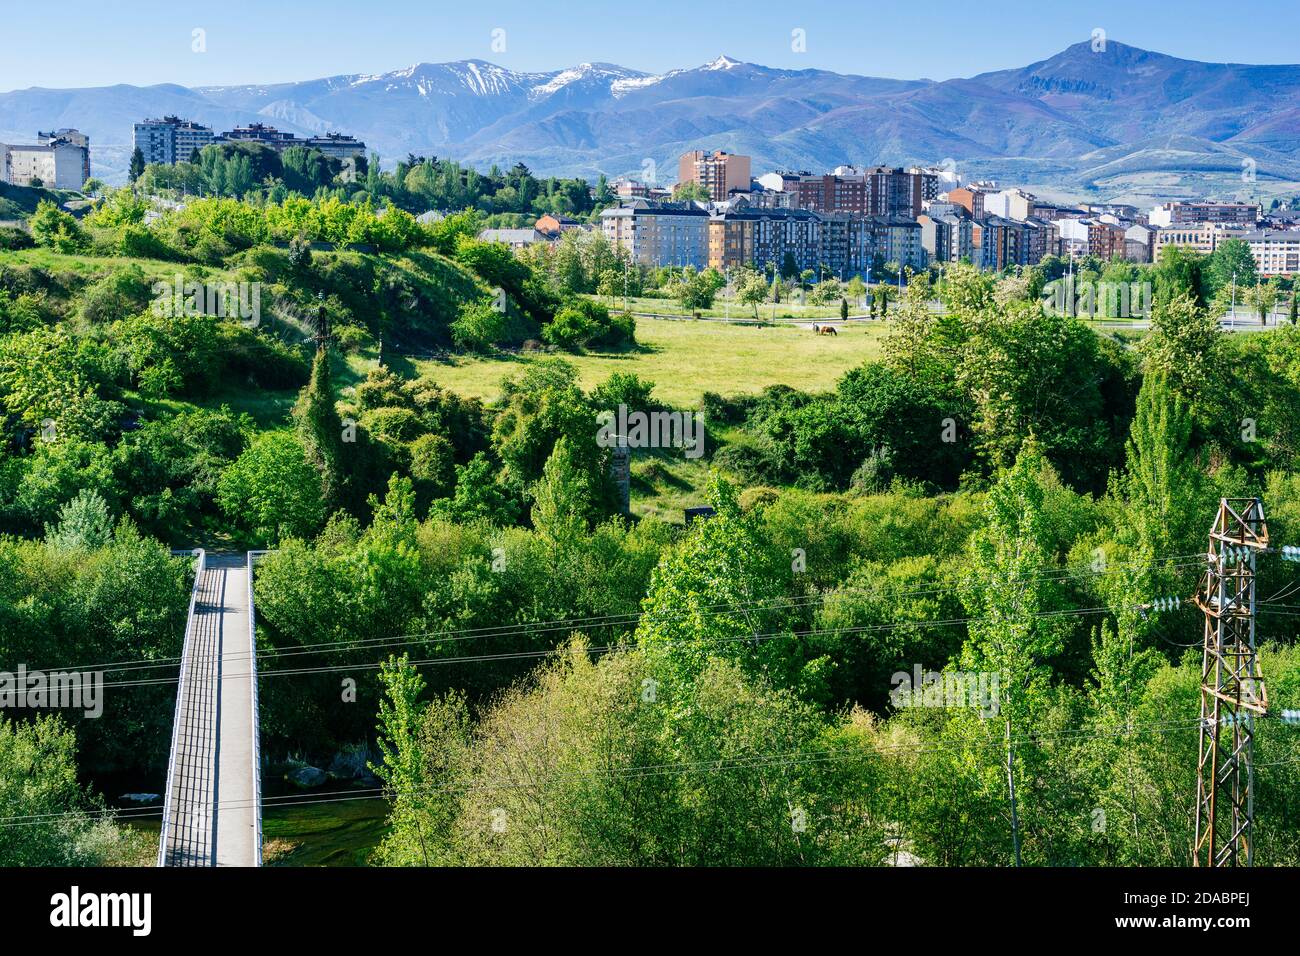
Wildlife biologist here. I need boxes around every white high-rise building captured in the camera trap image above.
[133,117,215,165]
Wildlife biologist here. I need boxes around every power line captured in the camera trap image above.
[65,601,1149,692]
[9,552,1210,679]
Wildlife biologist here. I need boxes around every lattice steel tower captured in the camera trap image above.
[1194,498,1269,867]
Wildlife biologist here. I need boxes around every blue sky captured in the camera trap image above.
[1,0,1295,92]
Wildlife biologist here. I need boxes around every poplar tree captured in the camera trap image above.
[294,345,347,510]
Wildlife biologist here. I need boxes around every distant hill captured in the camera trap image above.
[2,41,1298,205]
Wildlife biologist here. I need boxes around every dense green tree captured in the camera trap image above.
[294,346,348,510]
[29,200,87,252]
[428,452,521,526]
[45,488,114,550]
[530,436,594,540]
[0,717,146,866]
[128,146,145,183]
[1208,237,1258,295]
[217,431,325,543]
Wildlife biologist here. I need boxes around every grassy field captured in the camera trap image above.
[261,798,390,867]
[383,316,888,408]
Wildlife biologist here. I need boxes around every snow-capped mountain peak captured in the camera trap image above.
[705,55,743,71]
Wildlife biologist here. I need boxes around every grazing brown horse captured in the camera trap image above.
[812,324,838,336]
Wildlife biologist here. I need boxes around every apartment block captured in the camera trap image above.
[945,183,999,221]
[1123,225,1154,263]
[600,200,712,268]
[134,116,215,165]
[907,166,946,203]
[218,123,299,148]
[750,206,822,273]
[1021,217,1053,265]
[605,198,876,277]
[869,216,927,272]
[613,178,652,198]
[215,123,366,159]
[1,129,91,189]
[1087,219,1127,261]
[918,211,974,266]
[1149,200,1260,228]
[974,215,1028,271]
[677,150,751,201]
[1055,218,1093,257]
[818,212,873,278]
[787,172,868,214]
[984,188,1037,222]
[299,133,368,160]
[864,166,925,219]
[1087,202,1146,224]
[1153,222,1251,260]
[1242,229,1300,277]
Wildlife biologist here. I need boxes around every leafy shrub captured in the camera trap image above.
[541,299,634,351]
[712,442,779,484]
[29,201,87,253]
[451,300,506,352]
[77,265,154,325]
[118,223,175,260]
[0,227,34,251]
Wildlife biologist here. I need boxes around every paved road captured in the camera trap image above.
[160,553,259,867]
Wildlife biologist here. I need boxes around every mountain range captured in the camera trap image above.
[3,40,1299,205]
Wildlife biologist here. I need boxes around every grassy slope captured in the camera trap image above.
[0,181,83,220]
[1,246,242,281]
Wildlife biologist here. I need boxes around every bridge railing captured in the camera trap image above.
[247,550,269,867]
[157,548,206,867]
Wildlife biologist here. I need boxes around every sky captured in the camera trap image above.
[1,0,1296,92]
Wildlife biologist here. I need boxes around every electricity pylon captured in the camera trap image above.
[1193,498,1269,867]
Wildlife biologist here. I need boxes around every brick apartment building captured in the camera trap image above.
[678,150,752,201]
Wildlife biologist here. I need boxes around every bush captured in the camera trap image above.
[590,371,658,412]
[542,299,634,351]
[410,433,455,503]
[29,201,87,253]
[700,391,756,427]
[541,304,595,349]
[451,300,506,352]
[77,265,154,325]
[0,227,34,251]
[118,223,175,260]
[849,446,895,494]
[218,325,310,390]
[712,442,779,483]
